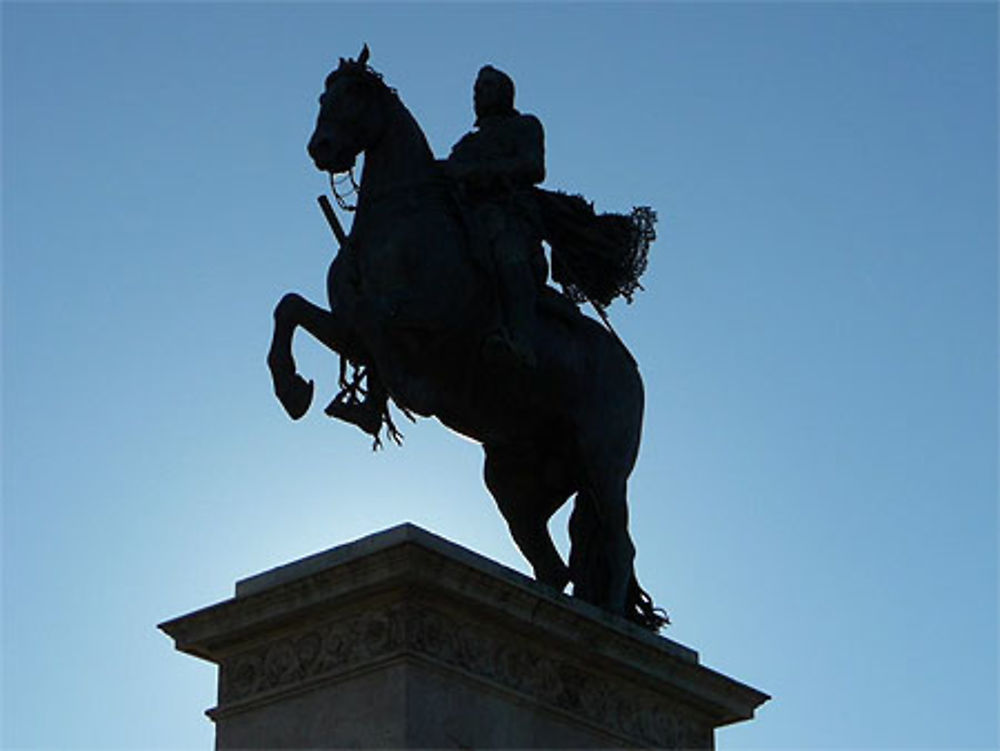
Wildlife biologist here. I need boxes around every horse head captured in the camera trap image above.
[308,45,393,174]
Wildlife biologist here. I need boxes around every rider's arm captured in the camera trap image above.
[444,115,546,190]
[490,115,545,187]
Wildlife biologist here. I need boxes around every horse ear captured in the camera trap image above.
[358,43,370,66]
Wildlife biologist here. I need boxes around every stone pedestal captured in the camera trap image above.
[160,524,768,749]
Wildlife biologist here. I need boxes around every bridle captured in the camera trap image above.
[330,169,360,212]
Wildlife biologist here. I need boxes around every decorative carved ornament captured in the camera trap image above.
[220,603,710,748]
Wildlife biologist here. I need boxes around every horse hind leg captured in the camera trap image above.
[568,476,634,616]
[484,444,572,591]
[570,477,668,630]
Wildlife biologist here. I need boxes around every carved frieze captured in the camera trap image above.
[219,602,710,748]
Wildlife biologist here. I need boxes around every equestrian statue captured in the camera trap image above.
[267,46,665,629]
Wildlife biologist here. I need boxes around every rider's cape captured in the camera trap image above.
[535,189,656,309]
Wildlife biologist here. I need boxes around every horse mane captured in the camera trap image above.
[324,47,434,169]
[325,50,397,98]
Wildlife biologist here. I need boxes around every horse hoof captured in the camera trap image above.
[279,375,314,420]
[536,566,570,593]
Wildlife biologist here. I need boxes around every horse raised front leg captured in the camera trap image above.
[267,292,349,420]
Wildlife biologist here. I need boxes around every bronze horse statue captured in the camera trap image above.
[268,48,665,629]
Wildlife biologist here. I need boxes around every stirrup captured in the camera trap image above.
[325,398,382,437]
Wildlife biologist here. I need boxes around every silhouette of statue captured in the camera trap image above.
[268,46,664,629]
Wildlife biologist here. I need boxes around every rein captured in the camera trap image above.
[331,169,453,212]
[330,170,360,212]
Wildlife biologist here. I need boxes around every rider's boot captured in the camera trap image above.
[325,376,388,437]
[489,253,538,370]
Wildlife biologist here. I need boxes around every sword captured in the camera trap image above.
[317,194,348,247]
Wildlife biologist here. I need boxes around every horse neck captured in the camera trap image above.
[357,95,436,209]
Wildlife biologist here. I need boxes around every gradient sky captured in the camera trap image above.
[3,3,997,749]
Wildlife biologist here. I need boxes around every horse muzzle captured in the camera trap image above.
[308,135,356,174]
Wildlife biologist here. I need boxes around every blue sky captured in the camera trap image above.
[3,3,996,748]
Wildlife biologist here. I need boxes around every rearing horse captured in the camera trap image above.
[268,48,665,629]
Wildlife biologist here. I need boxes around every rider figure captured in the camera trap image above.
[445,65,547,370]
[329,65,546,439]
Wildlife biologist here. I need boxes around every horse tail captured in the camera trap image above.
[627,574,670,631]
